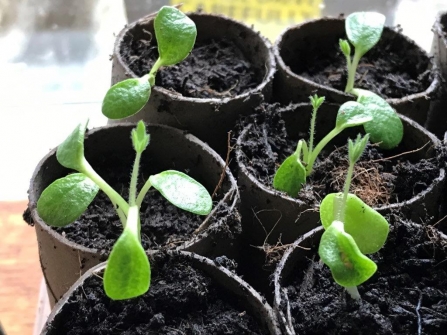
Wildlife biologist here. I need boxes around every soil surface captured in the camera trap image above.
[283,28,432,99]
[46,252,268,335]
[277,216,447,334]
[121,34,260,99]
[25,152,239,253]
[237,103,441,207]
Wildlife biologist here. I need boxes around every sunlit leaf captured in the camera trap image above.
[102,76,151,120]
[318,220,378,287]
[149,170,212,215]
[56,121,88,171]
[336,101,373,129]
[155,6,197,66]
[37,173,99,227]
[346,12,385,57]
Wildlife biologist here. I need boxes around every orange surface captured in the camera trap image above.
[0,201,40,335]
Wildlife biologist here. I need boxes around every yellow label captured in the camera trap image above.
[171,0,322,41]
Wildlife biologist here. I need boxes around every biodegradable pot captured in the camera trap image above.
[111,12,276,157]
[428,11,447,138]
[27,123,240,308]
[40,251,282,335]
[236,103,445,249]
[273,17,440,127]
[273,221,447,334]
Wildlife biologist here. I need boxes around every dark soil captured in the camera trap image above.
[283,28,432,99]
[121,35,260,98]
[277,216,447,334]
[46,252,268,335]
[237,103,441,207]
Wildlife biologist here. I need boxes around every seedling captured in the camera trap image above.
[340,12,403,149]
[318,134,389,300]
[273,95,373,197]
[340,12,385,94]
[102,6,197,120]
[37,121,212,300]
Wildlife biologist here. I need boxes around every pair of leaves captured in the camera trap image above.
[102,6,197,120]
[345,12,385,58]
[318,193,389,287]
[273,101,372,197]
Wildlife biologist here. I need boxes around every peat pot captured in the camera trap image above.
[274,17,440,128]
[273,220,447,334]
[40,251,282,335]
[26,123,240,307]
[428,11,447,138]
[111,12,276,157]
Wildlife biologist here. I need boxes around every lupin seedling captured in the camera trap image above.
[273,95,373,197]
[37,121,212,300]
[340,12,404,149]
[102,6,197,120]
[318,134,389,300]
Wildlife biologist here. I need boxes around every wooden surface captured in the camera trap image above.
[0,201,41,335]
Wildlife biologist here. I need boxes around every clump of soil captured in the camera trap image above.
[120,33,261,98]
[282,28,432,99]
[237,103,441,207]
[277,216,447,334]
[46,252,268,335]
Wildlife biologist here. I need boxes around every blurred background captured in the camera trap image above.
[0,0,447,334]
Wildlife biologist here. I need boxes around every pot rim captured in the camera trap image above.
[28,122,239,255]
[274,16,440,104]
[113,11,276,104]
[42,250,281,335]
[236,110,445,212]
[433,11,447,43]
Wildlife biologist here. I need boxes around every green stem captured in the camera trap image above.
[80,158,130,216]
[126,205,140,238]
[346,286,361,300]
[308,105,318,156]
[344,49,362,93]
[148,57,163,86]
[306,127,342,176]
[129,151,142,206]
[337,160,355,222]
[136,178,152,208]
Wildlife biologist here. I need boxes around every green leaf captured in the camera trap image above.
[131,121,150,154]
[103,208,150,300]
[102,75,151,120]
[348,134,370,164]
[155,6,197,66]
[56,121,88,171]
[37,173,99,227]
[273,154,306,197]
[320,193,389,254]
[346,12,385,57]
[336,101,373,129]
[355,89,403,149]
[318,220,378,287]
[310,94,325,111]
[149,170,212,215]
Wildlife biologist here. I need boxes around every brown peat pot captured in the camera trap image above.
[235,103,445,248]
[274,17,440,127]
[40,251,282,335]
[27,123,240,307]
[111,12,276,157]
[428,11,447,138]
[273,220,447,334]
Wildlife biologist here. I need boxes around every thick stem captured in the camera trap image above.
[306,127,342,176]
[129,151,142,206]
[346,286,361,300]
[136,178,152,208]
[126,205,140,239]
[80,158,129,215]
[339,161,355,220]
[344,49,362,93]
